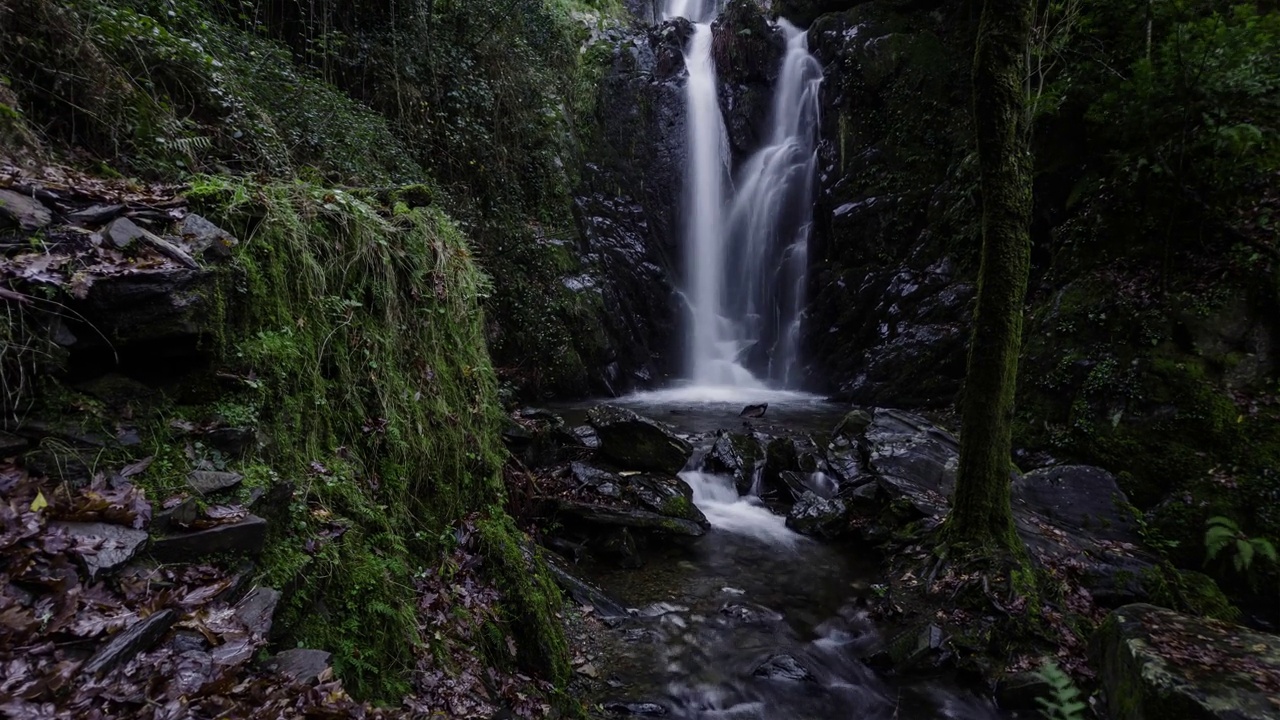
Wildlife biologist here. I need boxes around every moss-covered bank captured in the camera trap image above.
[198,179,571,700]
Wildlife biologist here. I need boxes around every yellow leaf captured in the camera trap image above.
[1237,415,1244,423]
[30,490,48,512]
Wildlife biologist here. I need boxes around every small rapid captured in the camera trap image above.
[683,471,801,548]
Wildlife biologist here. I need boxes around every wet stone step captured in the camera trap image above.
[149,515,267,562]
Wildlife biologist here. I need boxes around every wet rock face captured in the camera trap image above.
[571,19,694,393]
[801,3,976,404]
[1094,604,1280,720]
[711,0,786,161]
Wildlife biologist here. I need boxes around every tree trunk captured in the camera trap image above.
[946,0,1032,553]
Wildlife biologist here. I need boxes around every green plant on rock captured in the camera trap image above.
[1034,659,1087,720]
[1205,515,1278,578]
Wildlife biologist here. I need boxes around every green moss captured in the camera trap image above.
[661,494,694,519]
[1143,565,1240,622]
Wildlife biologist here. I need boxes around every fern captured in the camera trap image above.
[1035,660,1087,720]
[1205,515,1278,581]
[1205,516,1240,563]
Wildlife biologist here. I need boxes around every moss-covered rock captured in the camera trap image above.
[587,404,692,472]
[1093,603,1280,720]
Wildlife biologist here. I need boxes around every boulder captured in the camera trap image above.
[702,430,765,495]
[55,521,149,581]
[1013,465,1137,541]
[1013,465,1155,604]
[1094,604,1280,720]
[786,491,848,539]
[626,473,706,525]
[587,405,692,473]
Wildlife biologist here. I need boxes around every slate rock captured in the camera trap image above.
[571,425,601,450]
[200,426,255,457]
[187,470,244,494]
[604,700,669,715]
[1094,603,1280,720]
[66,203,124,226]
[571,461,622,488]
[149,514,268,561]
[105,216,147,249]
[587,404,692,473]
[785,491,848,539]
[83,609,178,676]
[752,654,816,682]
[55,521,149,581]
[234,586,281,637]
[180,213,237,259]
[153,497,200,532]
[267,648,331,684]
[550,499,706,537]
[544,559,630,622]
[0,188,51,231]
[702,430,765,495]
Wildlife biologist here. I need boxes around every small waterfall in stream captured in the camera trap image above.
[670,1,822,390]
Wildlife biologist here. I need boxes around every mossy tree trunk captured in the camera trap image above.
[946,0,1033,554]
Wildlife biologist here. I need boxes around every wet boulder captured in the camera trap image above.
[1013,465,1137,542]
[1013,465,1155,604]
[786,491,848,539]
[702,430,766,495]
[864,408,957,517]
[752,654,817,682]
[549,499,708,537]
[763,433,825,495]
[588,405,692,473]
[626,473,706,525]
[1094,604,1280,720]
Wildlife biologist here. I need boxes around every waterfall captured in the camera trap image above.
[666,2,823,390]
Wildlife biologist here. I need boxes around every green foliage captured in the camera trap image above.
[1205,515,1278,576]
[0,0,420,181]
[1034,659,1087,720]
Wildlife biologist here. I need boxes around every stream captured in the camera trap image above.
[557,388,1007,720]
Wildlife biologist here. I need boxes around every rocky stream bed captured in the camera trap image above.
[510,390,1280,720]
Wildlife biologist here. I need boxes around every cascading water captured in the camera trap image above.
[670,1,823,389]
[724,22,822,387]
